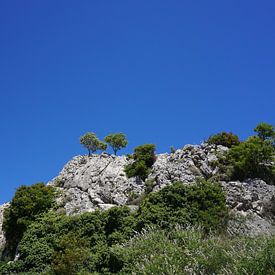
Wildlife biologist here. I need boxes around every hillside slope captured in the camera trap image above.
[48,143,275,235]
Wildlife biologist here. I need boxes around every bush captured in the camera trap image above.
[51,233,91,275]
[2,183,56,259]
[125,144,156,181]
[228,136,275,183]
[125,160,149,181]
[135,179,228,232]
[3,206,135,274]
[207,132,240,148]
[254,122,275,142]
[133,144,156,167]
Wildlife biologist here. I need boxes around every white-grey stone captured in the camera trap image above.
[1,142,274,242]
[0,203,10,250]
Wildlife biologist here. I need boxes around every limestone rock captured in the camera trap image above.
[50,144,229,215]
[1,142,272,238]
[0,203,9,250]
[50,153,144,215]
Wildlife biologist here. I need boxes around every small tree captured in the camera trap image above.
[228,136,274,183]
[207,132,240,148]
[125,144,156,181]
[104,133,128,155]
[254,122,275,142]
[133,144,156,167]
[80,132,107,156]
[3,183,55,258]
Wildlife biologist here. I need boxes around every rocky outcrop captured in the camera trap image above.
[0,203,9,250]
[224,179,275,236]
[50,144,228,215]
[0,143,274,240]
[49,153,144,214]
[49,143,274,235]
[148,143,227,190]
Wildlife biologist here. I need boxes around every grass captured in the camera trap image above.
[112,226,275,275]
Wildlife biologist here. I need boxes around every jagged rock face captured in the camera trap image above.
[50,154,144,215]
[51,144,228,215]
[0,203,9,250]
[1,143,273,243]
[223,180,275,236]
[50,143,274,235]
[149,143,227,190]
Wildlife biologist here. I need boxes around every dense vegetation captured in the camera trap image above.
[1,122,274,274]
[2,183,56,259]
[208,123,275,185]
[125,144,156,180]
[207,131,240,148]
[1,180,230,274]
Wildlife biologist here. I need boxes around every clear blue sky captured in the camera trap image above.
[0,1,274,204]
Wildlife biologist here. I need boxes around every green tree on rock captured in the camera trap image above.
[254,122,275,142]
[207,132,240,148]
[125,144,156,181]
[228,136,274,183]
[104,133,128,155]
[80,132,107,156]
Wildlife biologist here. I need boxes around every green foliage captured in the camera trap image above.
[125,160,149,181]
[135,179,228,232]
[112,227,275,275]
[0,180,231,273]
[125,144,156,181]
[104,133,128,155]
[80,132,107,156]
[254,122,275,142]
[2,183,56,258]
[133,144,156,167]
[207,131,240,148]
[51,233,91,275]
[228,136,275,183]
[4,207,135,274]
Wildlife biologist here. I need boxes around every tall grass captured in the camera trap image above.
[112,226,275,274]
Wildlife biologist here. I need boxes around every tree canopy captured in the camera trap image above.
[104,133,128,155]
[80,132,107,156]
[254,122,275,143]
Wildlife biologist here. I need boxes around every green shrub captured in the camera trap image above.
[2,183,56,259]
[3,206,135,274]
[125,160,149,181]
[207,131,240,148]
[135,179,228,232]
[125,144,156,181]
[254,122,275,142]
[228,136,275,183]
[51,233,91,275]
[133,144,156,167]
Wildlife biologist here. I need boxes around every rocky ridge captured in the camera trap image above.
[50,143,275,235]
[50,143,227,214]
[1,143,274,250]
